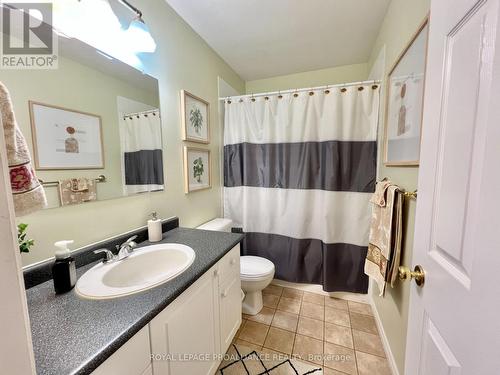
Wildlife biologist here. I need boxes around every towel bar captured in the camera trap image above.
[381,178,417,200]
[401,190,418,200]
[38,174,106,187]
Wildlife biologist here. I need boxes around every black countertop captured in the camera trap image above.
[26,227,243,375]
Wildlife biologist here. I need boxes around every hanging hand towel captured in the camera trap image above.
[364,180,403,296]
[0,81,46,216]
[58,178,97,206]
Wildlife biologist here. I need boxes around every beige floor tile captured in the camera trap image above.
[234,339,263,353]
[300,301,325,321]
[323,367,350,375]
[303,291,325,305]
[238,320,270,346]
[350,313,378,335]
[271,310,299,332]
[292,334,324,366]
[352,330,385,357]
[247,307,275,325]
[264,284,284,297]
[297,316,324,340]
[260,346,291,360]
[263,327,295,355]
[323,342,357,375]
[325,297,349,311]
[325,322,353,349]
[348,301,373,316]
[277,296,302,314]
[325,307,351,327]
[356,351,391,375]
[236,319,247,337]
[263,293,281,309]
[282,287,304,300]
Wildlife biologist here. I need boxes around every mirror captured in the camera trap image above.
[1,35,163,209]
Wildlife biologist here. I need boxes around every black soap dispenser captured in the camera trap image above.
[52,240,77,294]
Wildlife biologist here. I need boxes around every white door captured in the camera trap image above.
[405,0,500,374]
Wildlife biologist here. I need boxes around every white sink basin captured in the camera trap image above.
[76,243,195,299]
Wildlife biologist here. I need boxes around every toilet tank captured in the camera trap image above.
[196,218,233,232]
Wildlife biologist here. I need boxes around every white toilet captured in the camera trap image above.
[240,256,275,315]
[197,218,275,316]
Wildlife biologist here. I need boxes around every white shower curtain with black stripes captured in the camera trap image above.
[223,85,379,293]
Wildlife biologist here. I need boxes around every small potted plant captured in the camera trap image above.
[18,223,34,253]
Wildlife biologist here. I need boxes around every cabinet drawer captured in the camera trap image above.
[218,244,240,283]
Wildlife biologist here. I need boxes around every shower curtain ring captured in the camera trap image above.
[325,85,330,94]
[251,93,255,102]
[293,89,299,98]
[278,90,283,99]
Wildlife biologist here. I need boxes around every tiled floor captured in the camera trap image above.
[232,285,392,375]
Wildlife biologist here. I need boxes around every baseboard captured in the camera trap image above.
[271,279,369,303]
[370,295,400,375]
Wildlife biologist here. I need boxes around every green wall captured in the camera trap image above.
[14,0,244,266]
[367,1,430,374]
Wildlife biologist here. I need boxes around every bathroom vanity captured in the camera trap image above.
[93,245,241,375]
[25,223,243,375]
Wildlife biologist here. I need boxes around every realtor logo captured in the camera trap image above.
[1,2,58,69]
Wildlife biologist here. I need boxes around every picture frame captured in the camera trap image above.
[29,101,104,170]
[183,146,211,193]
[181,90,210,144]
[383,17,429,166]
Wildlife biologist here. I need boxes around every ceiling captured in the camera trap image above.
[165,0,391,81]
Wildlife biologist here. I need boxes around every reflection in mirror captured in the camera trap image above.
[0,35,164,209]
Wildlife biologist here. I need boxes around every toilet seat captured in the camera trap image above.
[240,256,275,280]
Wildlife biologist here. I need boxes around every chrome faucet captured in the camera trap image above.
[116,235,138,260]
[94,248,116,263]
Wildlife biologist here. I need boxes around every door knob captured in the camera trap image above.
[398,265,425,286]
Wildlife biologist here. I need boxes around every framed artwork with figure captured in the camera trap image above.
[29,101,104,170]
[180,90,210,144]
[383,17,429,166]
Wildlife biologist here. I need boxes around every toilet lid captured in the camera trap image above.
[240,256,275,278]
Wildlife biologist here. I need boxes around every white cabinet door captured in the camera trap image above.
[219,274,242,354]
[150,267,220,375]
[92,326,151,375]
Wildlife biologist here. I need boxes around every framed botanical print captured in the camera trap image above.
[183,146,211,193]
[384,17,429,166]
[181,90,210,144]
[29,101,104,170]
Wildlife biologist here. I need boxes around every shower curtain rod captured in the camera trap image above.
[123,108,160,119]
[218,79,381,101]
